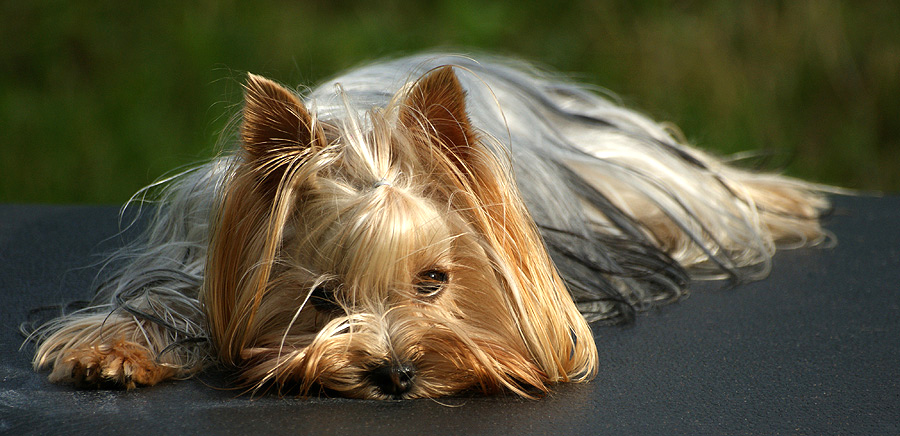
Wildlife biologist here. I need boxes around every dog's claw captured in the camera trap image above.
[48,341,175,389]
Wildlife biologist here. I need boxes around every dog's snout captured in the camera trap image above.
[368,362,416,396]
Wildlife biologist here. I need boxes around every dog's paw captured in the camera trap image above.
[48,340,175,389]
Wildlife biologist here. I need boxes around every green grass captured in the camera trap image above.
[2,1,898,203]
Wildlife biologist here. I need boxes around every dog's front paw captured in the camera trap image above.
[48,340,175,389]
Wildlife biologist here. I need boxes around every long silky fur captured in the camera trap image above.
[202,68,595,398]
[311,54,831,322]
[31,52,830,397]
[30,163,224,384]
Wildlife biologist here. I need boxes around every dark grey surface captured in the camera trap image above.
[1,196,898,435]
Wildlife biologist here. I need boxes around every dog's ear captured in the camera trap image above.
[241,73,324,163]
[208,75,324,362]
[400,66,476,156]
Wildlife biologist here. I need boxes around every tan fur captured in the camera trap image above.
[34,313,185,388]
[200,68,596,398]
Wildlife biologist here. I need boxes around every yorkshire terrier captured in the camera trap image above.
[31,53,830,399]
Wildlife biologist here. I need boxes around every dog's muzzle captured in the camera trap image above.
[367,361,416,397]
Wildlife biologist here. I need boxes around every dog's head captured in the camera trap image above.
[202,66,597,399]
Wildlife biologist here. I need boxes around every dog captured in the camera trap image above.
[31,53,830,399]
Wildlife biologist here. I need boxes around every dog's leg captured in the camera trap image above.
[31,163,217,388]
[34,311,199,389]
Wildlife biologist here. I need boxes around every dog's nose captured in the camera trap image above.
[368,362,416,396]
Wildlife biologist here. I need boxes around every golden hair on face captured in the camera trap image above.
[202,67,596,398]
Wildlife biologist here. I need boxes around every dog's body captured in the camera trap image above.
[32,53,829,399]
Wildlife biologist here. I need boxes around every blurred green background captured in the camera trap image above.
[2,1,898,203]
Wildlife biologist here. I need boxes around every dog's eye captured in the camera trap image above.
[415,269,448,299]
[309,284,341,313]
